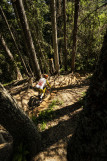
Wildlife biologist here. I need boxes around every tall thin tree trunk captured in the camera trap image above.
[11,0,41,79]
[71,0,80,72]
[11,1,37,77]
[0,34,22,80]
[0,6,30,77]
[24,0,50,74]
[51,0,60,74]
[63,0,67,71]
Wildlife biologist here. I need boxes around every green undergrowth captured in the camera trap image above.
[32,99,63,131]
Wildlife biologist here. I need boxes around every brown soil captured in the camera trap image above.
[32,73,89,161]
[0,73,90,161]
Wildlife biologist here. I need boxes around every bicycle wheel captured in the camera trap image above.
[28,95,39,110]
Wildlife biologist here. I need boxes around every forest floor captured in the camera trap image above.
[13,72,90,161]
[0,72,91,161]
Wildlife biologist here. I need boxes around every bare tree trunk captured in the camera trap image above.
[71,0,80,72]
[0,34,22,80]
[37,42,50,74]
[11,1,37,77]
[11,0,41,79]
[30,23,50,74]
[0,6,30,77]
[48,58,55,74]
[63,0,67,71]
[51,0,60,74]
[0,83,41,157]
[24,0,50,74]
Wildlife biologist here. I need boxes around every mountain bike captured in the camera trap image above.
[28,87,51,110]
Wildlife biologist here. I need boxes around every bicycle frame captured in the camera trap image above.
[28,85,51,110]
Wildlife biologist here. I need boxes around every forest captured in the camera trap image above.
[0,0,107,161]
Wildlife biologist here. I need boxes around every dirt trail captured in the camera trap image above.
[33,84,89,161]
[2,73,90,161]
[28,73,89,161]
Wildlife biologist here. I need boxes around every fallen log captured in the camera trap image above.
[9,83,29,95]
[4,78,29,89]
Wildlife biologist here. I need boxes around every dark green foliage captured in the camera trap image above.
[0,52,16,83]
[0,0,24,82]
[75,0,107,72]
[0,0,106,83]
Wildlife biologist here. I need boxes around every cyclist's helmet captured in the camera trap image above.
[43,74,48,79]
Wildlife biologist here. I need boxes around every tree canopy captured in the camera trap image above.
[0,0,106,82]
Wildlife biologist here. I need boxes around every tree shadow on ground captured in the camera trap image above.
[36,100,83,124]
[40,101,83,151]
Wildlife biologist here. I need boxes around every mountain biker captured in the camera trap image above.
[35,74,51,102]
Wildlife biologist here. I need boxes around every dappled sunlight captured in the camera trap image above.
[34,139,67,161]
[13,88,38,112]
[33,106,81,161]
[48,73,90,89]
[30,74,89,160]
[4,73,90,161]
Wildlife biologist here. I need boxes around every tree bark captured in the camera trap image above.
[51,0,60,74]
[11,1,36,77]
[0,83,41,157]
[11,0,32,65]
[67,31,107,161]
[0,34,22,80]
[0,6,30,77]
[71,0,80,72]
[63,0,67,71]
[11,0,41,79]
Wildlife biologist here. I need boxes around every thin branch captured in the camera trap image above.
[78,3,107,28]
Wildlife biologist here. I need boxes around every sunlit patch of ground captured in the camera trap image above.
[7,73,90,161]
